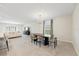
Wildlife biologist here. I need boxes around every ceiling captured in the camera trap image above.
[0,3,76,24]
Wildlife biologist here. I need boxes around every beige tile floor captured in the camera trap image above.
[0,35,77,56]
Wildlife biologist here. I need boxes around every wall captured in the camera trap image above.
[39,15,72,43]
[0,12,42,34]
[23,22,42,34]
[53,15,72,42]
[0,23,23,33]
[0,22,42,34]
[0,15,42,33]
[72,4,79,55]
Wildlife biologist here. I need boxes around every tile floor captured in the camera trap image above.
[0,35,77,56]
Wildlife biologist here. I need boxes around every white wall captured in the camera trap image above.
[53,15,72,42]
[0,14,42,33]
[72,4,79,55]
[0,22,23,33]
[24,22,42,34]
[39,15,72,43]
[0,22,42,34]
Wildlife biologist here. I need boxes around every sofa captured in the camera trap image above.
[5,32,22,39]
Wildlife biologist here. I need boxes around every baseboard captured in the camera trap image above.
[58,39,79,55]
[57,39,72,43]
[75,48,79,56]
[73,45,79,56]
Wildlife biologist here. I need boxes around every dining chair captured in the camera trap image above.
[48,37,57,48]
[4,34,9,51]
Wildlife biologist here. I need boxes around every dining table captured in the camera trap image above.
[32,33,49,45]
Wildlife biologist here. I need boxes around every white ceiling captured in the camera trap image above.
[0,3,76,24]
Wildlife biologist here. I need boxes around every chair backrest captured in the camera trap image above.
[0,33,4,38]
[3,33,8,41]
[54,37,57,42]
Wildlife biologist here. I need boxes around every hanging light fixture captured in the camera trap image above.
[33,10,48,21]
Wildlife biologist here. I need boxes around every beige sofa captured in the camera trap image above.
[5,32,22,39]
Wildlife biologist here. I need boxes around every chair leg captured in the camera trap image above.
[6,40,9,51]
[54,41,57,48]
[39,41,41,47]
[36,41,37,45]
